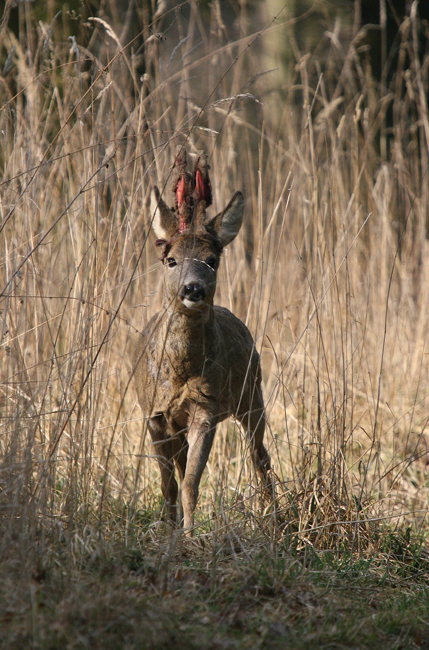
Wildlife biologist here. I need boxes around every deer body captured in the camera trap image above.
[133,148,271,532]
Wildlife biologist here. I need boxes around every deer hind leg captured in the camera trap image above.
[171,429,188,481]
[238,391,273,497]
[181,409,217,534]
[148,415,179,525]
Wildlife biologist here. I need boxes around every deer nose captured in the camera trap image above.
[180,283,206,302]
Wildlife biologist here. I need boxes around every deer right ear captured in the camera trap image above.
[150,186,179,240]
[207,191,244,247]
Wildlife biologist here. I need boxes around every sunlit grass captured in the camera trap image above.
[1,1,429,647]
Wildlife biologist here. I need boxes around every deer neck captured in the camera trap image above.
[157,301,217,373]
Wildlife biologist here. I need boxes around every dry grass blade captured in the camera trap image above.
[1,1,429,648]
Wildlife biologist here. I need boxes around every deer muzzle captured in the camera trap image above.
[180,283,206,308]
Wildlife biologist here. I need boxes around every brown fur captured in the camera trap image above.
[133,160,271,533]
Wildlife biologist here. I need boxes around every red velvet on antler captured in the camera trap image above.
[175,176,189,232]
[175,176,186,210]
[171,146,193,232]
[195,169,212,205]
[193,151,212,208]
[170,146,213,232]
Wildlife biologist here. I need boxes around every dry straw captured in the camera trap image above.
[0,1,428,566]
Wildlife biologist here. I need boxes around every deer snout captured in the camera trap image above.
[180,283,206,306]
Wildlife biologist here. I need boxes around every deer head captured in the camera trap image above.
[150,147,245,316]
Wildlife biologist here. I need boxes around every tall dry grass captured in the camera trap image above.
[0,0,428,570]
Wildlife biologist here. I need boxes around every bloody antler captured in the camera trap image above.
[171,146,193,232]
[170,146,213,231]
[193,150,212,207]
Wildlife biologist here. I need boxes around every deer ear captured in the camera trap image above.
[150,186,179,239]
[206,191,244,247]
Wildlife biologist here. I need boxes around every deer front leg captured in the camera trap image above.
[181,408,217,534]
[148,415,179,525]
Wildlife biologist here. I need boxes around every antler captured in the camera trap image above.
[169,146,213,231]
[193,150,212,207]
[170,146,193,232]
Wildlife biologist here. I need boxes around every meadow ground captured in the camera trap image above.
[1,1,429,647]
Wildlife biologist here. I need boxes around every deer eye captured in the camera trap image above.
[206,256,217,269]
[166,257,177,268]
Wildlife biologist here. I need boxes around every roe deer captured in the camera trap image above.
[133,146,272,533]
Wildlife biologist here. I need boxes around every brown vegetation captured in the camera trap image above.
[0,1,429,647]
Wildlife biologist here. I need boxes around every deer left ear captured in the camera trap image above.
[206,191,244,247]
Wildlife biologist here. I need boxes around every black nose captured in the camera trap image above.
[180,283,206,302]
